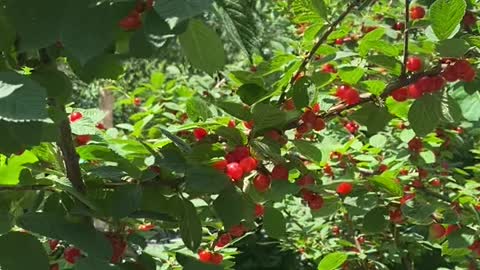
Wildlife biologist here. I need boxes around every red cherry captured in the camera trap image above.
[336,86,360,105]
[344,121,359,134]
[335,38,344,45]
[393,22,405,31]
[378,164,388,173]
[389,209,403,224]
[400,193,416,205]
[408,137,423,152]
[430,76,446,92]
[133,97,142,106]
[322,63,336,74]
[210,253,223,265]
[332,225,340,236]
[229,224,246,238]
[212,160,228,172]
[430,178,442,187]
[324,163,333,176]
[430,223,446,239]
[411,179,423,188]
[462,68,476,82]
[297,175,315,187]
[105,233,127,264]
[49,239,59,251]
[228,119,236,128]
[296,123,311,134]
[308,194,324,210]
[96,123,106,130]
[391,87,408,102]
[312,103,321,113]
[138,223,155,231]
[464,11,477,27]
[64,247,82,264]
[410,6,426,20]
[416,76,434,93]
[50,264,59,270]
[253,174,271,192]
[442,65,459,82]
[193,128,208,141]
[399,169,409,176]
[75,135,91,146]
[239,156,257,174]
[271,165,289,180]
[198,250,212,263]
[283,99,296,111]
[445,224,459,236]
[336,182,353,196]
[301,110,317,124]
[357,236,365,244]
[406,57,423,72]
[313,118,326,131]
[250,66,257,73]
[119,12,142,31]
[300,189,316,202]
[69,112,83,123]
[254,204,265,218]
[232,146,250,161]
[243,120,254,129]
[216,233,232,248]
[226,162,244,181]
[418,168,428,179]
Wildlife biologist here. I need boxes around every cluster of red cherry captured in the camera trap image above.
[69,112,105,146]
[198,250,224,265]
[391,58,476,102]
[118,0,154,31]
[212,146,258,182]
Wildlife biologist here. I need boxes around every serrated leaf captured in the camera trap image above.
[237,83,269,105]
[0,151,38,185]
[360,80,386,96]
[291,77,313,109]
[408,94,442,136]
[186,97,212,121]
[363,207,388,233]
[430,0,466,40]
[180,199,202,251]
[312,0,328,20]
[318,252,348,270]
[366,55,402,76]
[215,126,245,146]
[69,54,125,83]
[436,38,470,57]
[293,140,322,163]
[31,68,73,105]
[0,232,50,270]
[369,134,387,148]
[154,0,213,22]
[0,121,58,154]
[452,88,480,121]
[179,19,225,74]
[264,207,286,238]
[351,103,393,133]
[338,67,364,85]
[369,171,403,196]
[213,186,253,229]
[185,165,230,193]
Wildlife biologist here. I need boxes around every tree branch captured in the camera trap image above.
[401,0,411,77]
[278,1,360,104]
[57,107,87,194]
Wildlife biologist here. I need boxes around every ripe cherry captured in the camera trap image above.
[336,182,353,196]
[313,118,326,131]
[445,224,459,236]
[344,121,359,134]
[239,156,257,174]
[76,135,91,146]
[271,165,289,180]
[50,264,59,270]
[391,87,408,102]
[193,128,208,141]
[407,83,424,99]
[312,103,321,113]
[336,85,360,105]
[410,6,426,20]
[301,110,317,124]
[96,123,106,130]
[105,233,127,264]
[308,194,324,210]
[254,204,265,218]
[406,57,423,72]
[64,247,82,264]
[253,174,271,192]
[322,63,336,74]
[210,253,223,265]
[332,225,340,236]
[393,22,405,31]
[212,160,228,172]
[442,65,459,82]
[430,223,446,239]
[408,137,423,152]
[324,163,333,176]
[243,120,254,129]
[216,233,232,248]
[378,164,388,173]
[301,189,316,202]
[231,146,250,161]
[411,179,423,188]
[69,112,83,123]
[133,97,142,106]
[119,12,142,31]
[283,99,296,111]
[464,11,477,27]
[229,224,246,238]
[297,175,315,187]
[357,236,366,245]
[138,223,155,231]
[226,162,244,181]
[49,239,59,251]
[389,209,403,224]
[228,119,236,128]
[400,193,416,205]
[335,38,344,45]
[198,250,212,263]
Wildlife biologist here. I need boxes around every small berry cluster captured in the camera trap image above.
[105,233,127,264]
[198,250,223,265]
[215,224,247,248]
[213,146,258,182]
[69,112,106,146]
[119,0,154,31]
[336,85,360,105]
[321,63,337,74]
[300,189,324,210]
[296,108,326,138]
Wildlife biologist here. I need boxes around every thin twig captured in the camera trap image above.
[401,0,411,77]
[278,1,360,104]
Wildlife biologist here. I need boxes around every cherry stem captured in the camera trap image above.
[277,0,361,105]
[401,0,411,77]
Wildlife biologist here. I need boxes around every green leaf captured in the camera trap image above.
[363,207,388,233]
[452,88,480,121]
[179,19,226,74]
[18,213,113,260]
[317,252,348,270]
[366,55,402,76]
[401,200,435,224]
[252,103,298,133]
[31,68,73,105]
[74,257,121,270]
[0,151,38,185]
[180,199,202,251]
[154,0,213,22]
[69,54,125,83]
[293,140,322,163]
[360,80,386,96]
[369,134,387,148]
[0,7,15,51]
[61,2,130,65]
[436,38,470,57]
[291,0,324,24]
[250,139,285,165]
[291,77,313,109]
[447,229,475,249]
[217,101,253,121]
[0,209,13,234]
[0,232,50,270]
[185,165,230,193]
[215,126,245,146]
[5,0,66,51]
[440,94,463,123]
[237,83,269,105]
[186,97,212,121]
[0,72,48,121]
[430,0,466,40]
[338,67,364,85]
[408,94,442,136]
[0,121,58,154]
[311,0,328,20]
[351,103,393,133]
[96,185,142,219]
[420,150,436,164]
[213,186,253,229]
[369,171,403,196]
[263,207,286,238]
